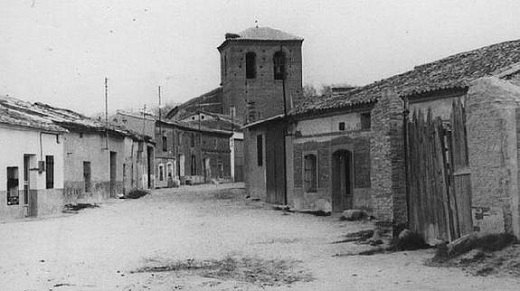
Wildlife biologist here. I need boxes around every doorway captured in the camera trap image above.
[147,146,153,188]
[24,154,37,217]
[331,150,353,212]
[110,151,117,198]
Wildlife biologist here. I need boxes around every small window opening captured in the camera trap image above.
[339,122,346,131]
[7,167,19,205]
[361,112,371,130]
[246,52,257,79]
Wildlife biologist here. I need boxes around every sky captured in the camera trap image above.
[1,0,520,115]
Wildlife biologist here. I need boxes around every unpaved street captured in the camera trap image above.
[1,183,519,290]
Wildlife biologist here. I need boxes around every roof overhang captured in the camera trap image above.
[242,114,285,129]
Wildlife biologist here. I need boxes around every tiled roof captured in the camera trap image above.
[0,96,67,132]
[236,27,302,41]
[165,87,223,120]
[157,119,233,136]
[292,39,520,116]
[0,95,150,141]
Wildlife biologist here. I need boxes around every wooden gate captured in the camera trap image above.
[406,101,472,243]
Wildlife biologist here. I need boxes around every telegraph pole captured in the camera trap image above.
[104,77,109,150]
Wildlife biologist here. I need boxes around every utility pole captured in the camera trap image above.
[104,77,109,150]
[158,86,162,122]
[142,104,147,138]
[158,86,162,140]
[280,45,288,205]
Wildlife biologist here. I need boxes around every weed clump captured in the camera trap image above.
[63,203,99,213]
[133,255,313,287]
[124,189,149,199]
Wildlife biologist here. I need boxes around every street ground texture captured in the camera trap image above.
[1,184,519,291]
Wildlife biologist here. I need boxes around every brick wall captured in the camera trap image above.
[370,92,407,224]
[220,42,303,123]
[291,132,372,211]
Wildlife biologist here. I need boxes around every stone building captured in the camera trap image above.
[294,39,520,236]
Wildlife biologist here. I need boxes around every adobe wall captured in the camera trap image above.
[63,132,125,203]
[370,92,407,224]
[466,77,520,237]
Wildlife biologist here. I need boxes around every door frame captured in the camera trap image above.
[331,149,354,212]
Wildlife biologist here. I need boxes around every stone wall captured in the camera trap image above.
[370,92,407,224]
[466,77,520,237]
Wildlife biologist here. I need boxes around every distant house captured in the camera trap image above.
[155,120,232,186]
[173,111,244,182]
[0,96,67,220]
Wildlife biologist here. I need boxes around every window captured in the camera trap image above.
[361,112,371,130]
[158,164,164,181]
[214,138,218,150]
[246,52,257,79]
[339,122,345,131]
[190,133,195,148]
[273,51,286,80]
[256,134,263,166]
[304,154,317,192]
[162,136,167,151]
[45,155,54,189]
[7,167,19,205]
[177,132,182,146]
[83,162,91,192]
[167,163,173,179]
[224,55,228,78]
[190,155,197,175]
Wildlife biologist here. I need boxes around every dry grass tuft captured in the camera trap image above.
[133,255,313,287]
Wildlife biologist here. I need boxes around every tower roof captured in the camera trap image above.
[218,26,303,50]
[236,27,302,41]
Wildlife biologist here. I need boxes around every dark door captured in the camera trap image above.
[110,151,117,197]
[23,155,37,217]
[265,123,286,205]
[147,146,153,188]
[332,150,353,212]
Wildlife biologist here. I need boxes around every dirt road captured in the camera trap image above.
[0,183,518,290]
